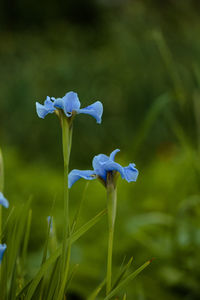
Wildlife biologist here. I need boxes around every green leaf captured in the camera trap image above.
[25,209,107,300]
[16,280,32,299]
[104,260,151,300]
[46,257,61,300]
[133,93,170,156]
[87,278,106,300]
[65,264,79,292]
[152,30,186,106]
[122,293,127,300]
[112,257,133,290]
[42,215,52,265]
[71,182,90,233]
[22,209,32,269]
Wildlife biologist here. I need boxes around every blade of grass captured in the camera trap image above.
[1,199,31,298]
[22,209,32,269]
[9,262,18,300]
[42,216,52,265]
[0,206,15,241]
[87,278,106,300]
[57,239,71,300]
[25,209,107,300]
[16,280,32,299]
[112,257,133,290]
[65,264,79,292]
[7,199,31,277]
[104,260,151,300]
[46,258,61,300]
[16,209,32,296]
[152,30,186,106]
[133,93,170,156]
[4,199,31,299]
[122,293,127,300]
[71,182,89,233]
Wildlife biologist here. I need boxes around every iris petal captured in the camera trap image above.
[36,96,55,119]
[44,97,55,109]
[77,101,103,124]
[0,244,7,263]
[103,161,125,179]
[53,92,81,117]
[0,192,9,208]
[109,149,120,161]
[53,98,64,110]
[68,169,96,188]
[36,103,50,119]
[92,154,109,169]
[123,163,139,182]
[92,154,110,180]
[63,92,81,116]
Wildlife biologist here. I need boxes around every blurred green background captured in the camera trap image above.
[1,0,200,299]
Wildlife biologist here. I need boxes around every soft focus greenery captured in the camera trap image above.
[1,0,200,299]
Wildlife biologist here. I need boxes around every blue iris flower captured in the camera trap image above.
[0,244,7,263]
[68,149,139,188]
[0,192,9,208]
[36,91,103,124]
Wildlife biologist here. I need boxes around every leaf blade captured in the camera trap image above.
[25,209,107,300]
[104,260,151,300]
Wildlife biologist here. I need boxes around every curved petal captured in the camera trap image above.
[68,169,96,188]
[77,101,103,124]
[109,149,120,161]
[92,154,109,168]
[36,103,49,119]
[63,92,81,116]
[0,243,7,263]
[92,154,110,179]
[103,161,125,179]
[36,96,55,119]
[0,192,9,208]
[53,98,64,110]
[123,163,139,182]
[54,98,72,117]
[44,96,55,109]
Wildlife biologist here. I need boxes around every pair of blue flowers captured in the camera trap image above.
[0,192,8,263]
[36,91,139,188]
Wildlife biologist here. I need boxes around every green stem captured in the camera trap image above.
[59,114,73,298]
[106,184,117,295]
[62,116,70,237]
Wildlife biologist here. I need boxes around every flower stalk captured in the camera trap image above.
[61,113,70,235]
[59,112,73,297]
[68,149,138,295]
[106,173,117,295]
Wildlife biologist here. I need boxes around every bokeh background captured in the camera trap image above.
[1,0,200,299]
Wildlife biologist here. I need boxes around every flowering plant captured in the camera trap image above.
[0,91,150,300]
